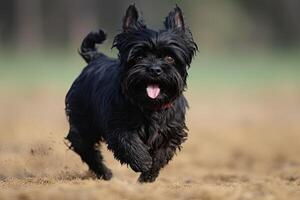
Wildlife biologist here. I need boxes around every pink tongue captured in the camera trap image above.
[146,85,160,99]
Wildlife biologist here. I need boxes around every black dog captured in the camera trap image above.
[65,4,197,183]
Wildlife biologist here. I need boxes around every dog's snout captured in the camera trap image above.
[149,66,162,76]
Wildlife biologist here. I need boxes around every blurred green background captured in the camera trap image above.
[0,0,300,89]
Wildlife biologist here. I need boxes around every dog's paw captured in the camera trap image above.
[95,167,113,181]
[138,171,159,183]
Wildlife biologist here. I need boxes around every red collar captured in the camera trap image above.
[162,102,173,109]
[147,102,173,110]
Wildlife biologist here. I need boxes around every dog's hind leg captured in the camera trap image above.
[66,127,112,180]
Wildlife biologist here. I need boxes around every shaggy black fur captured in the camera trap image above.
[65,4,197,183]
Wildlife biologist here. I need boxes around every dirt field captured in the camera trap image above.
[0,83,299,200]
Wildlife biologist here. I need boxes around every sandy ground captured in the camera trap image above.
[0,85,300,200]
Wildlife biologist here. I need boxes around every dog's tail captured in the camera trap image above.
[79,29,107,63]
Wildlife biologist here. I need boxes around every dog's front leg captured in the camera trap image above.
[107,130,152,173]
[138,146,176,183]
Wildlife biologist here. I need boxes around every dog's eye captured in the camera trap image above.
[165,56,175,64]
[135,56,143,62]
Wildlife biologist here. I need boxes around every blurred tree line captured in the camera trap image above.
[0,0,299,52]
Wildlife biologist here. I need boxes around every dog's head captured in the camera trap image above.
[114,5,197,110]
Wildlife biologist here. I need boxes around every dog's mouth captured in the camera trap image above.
[146,84,160,99]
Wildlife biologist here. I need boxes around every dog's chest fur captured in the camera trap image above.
[136,105,187,152]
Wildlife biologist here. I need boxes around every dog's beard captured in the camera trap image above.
[122,63,185,109]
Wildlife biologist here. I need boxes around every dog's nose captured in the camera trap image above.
[149,66,162,76]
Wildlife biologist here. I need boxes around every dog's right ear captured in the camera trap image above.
[123,4,140,31]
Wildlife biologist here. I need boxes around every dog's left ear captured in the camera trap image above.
[123,4,141,31]
[164,5,185,31]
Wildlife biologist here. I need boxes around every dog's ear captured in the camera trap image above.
[164,5,185,31]
[123,4,140,31]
